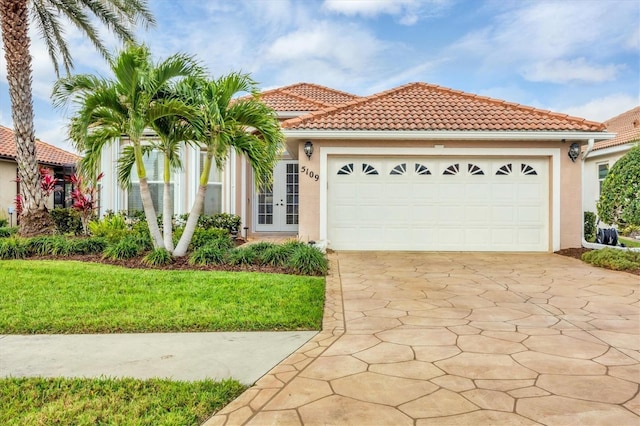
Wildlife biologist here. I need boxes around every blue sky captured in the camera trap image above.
[1,0,639,152]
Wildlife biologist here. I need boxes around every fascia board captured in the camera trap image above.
[283,130,615,141]
[586,142,636,159]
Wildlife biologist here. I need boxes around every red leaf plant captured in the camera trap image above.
[70,173,103,235]
[39,168,60,198]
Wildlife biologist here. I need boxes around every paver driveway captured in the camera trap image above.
[207,252,640,425]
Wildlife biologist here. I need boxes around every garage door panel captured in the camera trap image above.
[328,157,549,252]
[466,206,490,223]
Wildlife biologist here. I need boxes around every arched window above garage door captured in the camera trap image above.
[337,163,354,175]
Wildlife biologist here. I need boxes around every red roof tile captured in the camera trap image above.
[282,82,606,132]
[257,82,360,112]
[0,125,79,166]
[593,106,640,151]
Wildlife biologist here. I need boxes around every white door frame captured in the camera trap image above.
[320,147,561,251]
[253,160,299,232]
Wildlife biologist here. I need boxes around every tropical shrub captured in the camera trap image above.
[50,208,84,235]
[143,248,173,266]
[103,238,141,260]
[597,144,640,226]
[0,237,28,259]
[189,228,231,251]
[0,227,18,238]
[189,244,227,265]
[88,214,128,243]
[26,235,70,256]
[287,244,329,276]
[246,241,277,264]
[260,241,304,267]
[180,213,242,233]
[69,237,108,255]
[49,237,72,256]
[620,224,640,238]
[582,248,640,271]
[584,211,596,242]
[260,245,290,267]
[227,247,257,266]
[0,218,7,227]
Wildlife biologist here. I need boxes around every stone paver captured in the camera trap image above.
[205,252,640,425]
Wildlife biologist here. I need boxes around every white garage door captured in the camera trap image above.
[327,157,549,251]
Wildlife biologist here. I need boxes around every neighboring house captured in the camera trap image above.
[0,125,79,223]
[99,82,614,252]
[583,106,640,215]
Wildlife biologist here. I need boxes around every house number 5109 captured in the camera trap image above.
[300,166,319,181]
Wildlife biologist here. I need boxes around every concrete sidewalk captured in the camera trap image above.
[0,331,317,384]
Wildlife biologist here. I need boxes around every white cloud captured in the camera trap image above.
[451,1,639,82]
[555,94,639,122]
[522,58,624,84]
[266,20,389,72]
[322,0,449,24]
[365,59,448,94]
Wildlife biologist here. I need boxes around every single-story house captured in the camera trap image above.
[0,125,79,223]
[582,106,640,215]
[99,82,615,252]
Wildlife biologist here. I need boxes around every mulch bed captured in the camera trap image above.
[554,247,591,260]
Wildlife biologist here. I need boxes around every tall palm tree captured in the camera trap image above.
[0,0,154,236]
[52,43,204,249]
[172,74,285,257]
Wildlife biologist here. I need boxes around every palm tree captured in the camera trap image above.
[52,43,204,249]
[172,74,285,257]
[0,0,154,236]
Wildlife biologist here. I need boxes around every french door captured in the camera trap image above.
[255,161,299,232]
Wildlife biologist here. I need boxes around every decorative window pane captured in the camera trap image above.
[337,163,354,175]
[286,163,299,225]
[415,163,432,175]
[204,184,222,215]
[443,163,460,175]
[390,163,407,175]
[468,163,484,175]
[598,163,609,194]
[496,163,512,175]
[521,164,537,175]
[362,163,379,175]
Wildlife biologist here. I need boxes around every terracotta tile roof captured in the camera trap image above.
[282,82,606,132]
[0,125,79,166]
[593,106,640,151]
[257,82,360,112]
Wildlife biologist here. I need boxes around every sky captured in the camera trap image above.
[1,0,639,153]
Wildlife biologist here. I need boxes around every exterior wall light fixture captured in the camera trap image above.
[304,140,314,160]
[568,142,581,162]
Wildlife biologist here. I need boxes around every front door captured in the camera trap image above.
[255,160,299,232]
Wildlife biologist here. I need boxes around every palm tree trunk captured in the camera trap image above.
[162,155,174,252]
[0,0,52,236]
[173,152,213,257]
[173,184,206,257]
[132,143,164,249]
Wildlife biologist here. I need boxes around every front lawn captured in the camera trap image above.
[0,260,325,334]
[0,377,245,426]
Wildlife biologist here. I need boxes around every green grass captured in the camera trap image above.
[0,377,246,426]
[620,236,640,248]
[0,260,325,334]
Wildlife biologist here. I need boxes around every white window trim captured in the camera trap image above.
[597,161,609,198]
[319,146,562,252]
